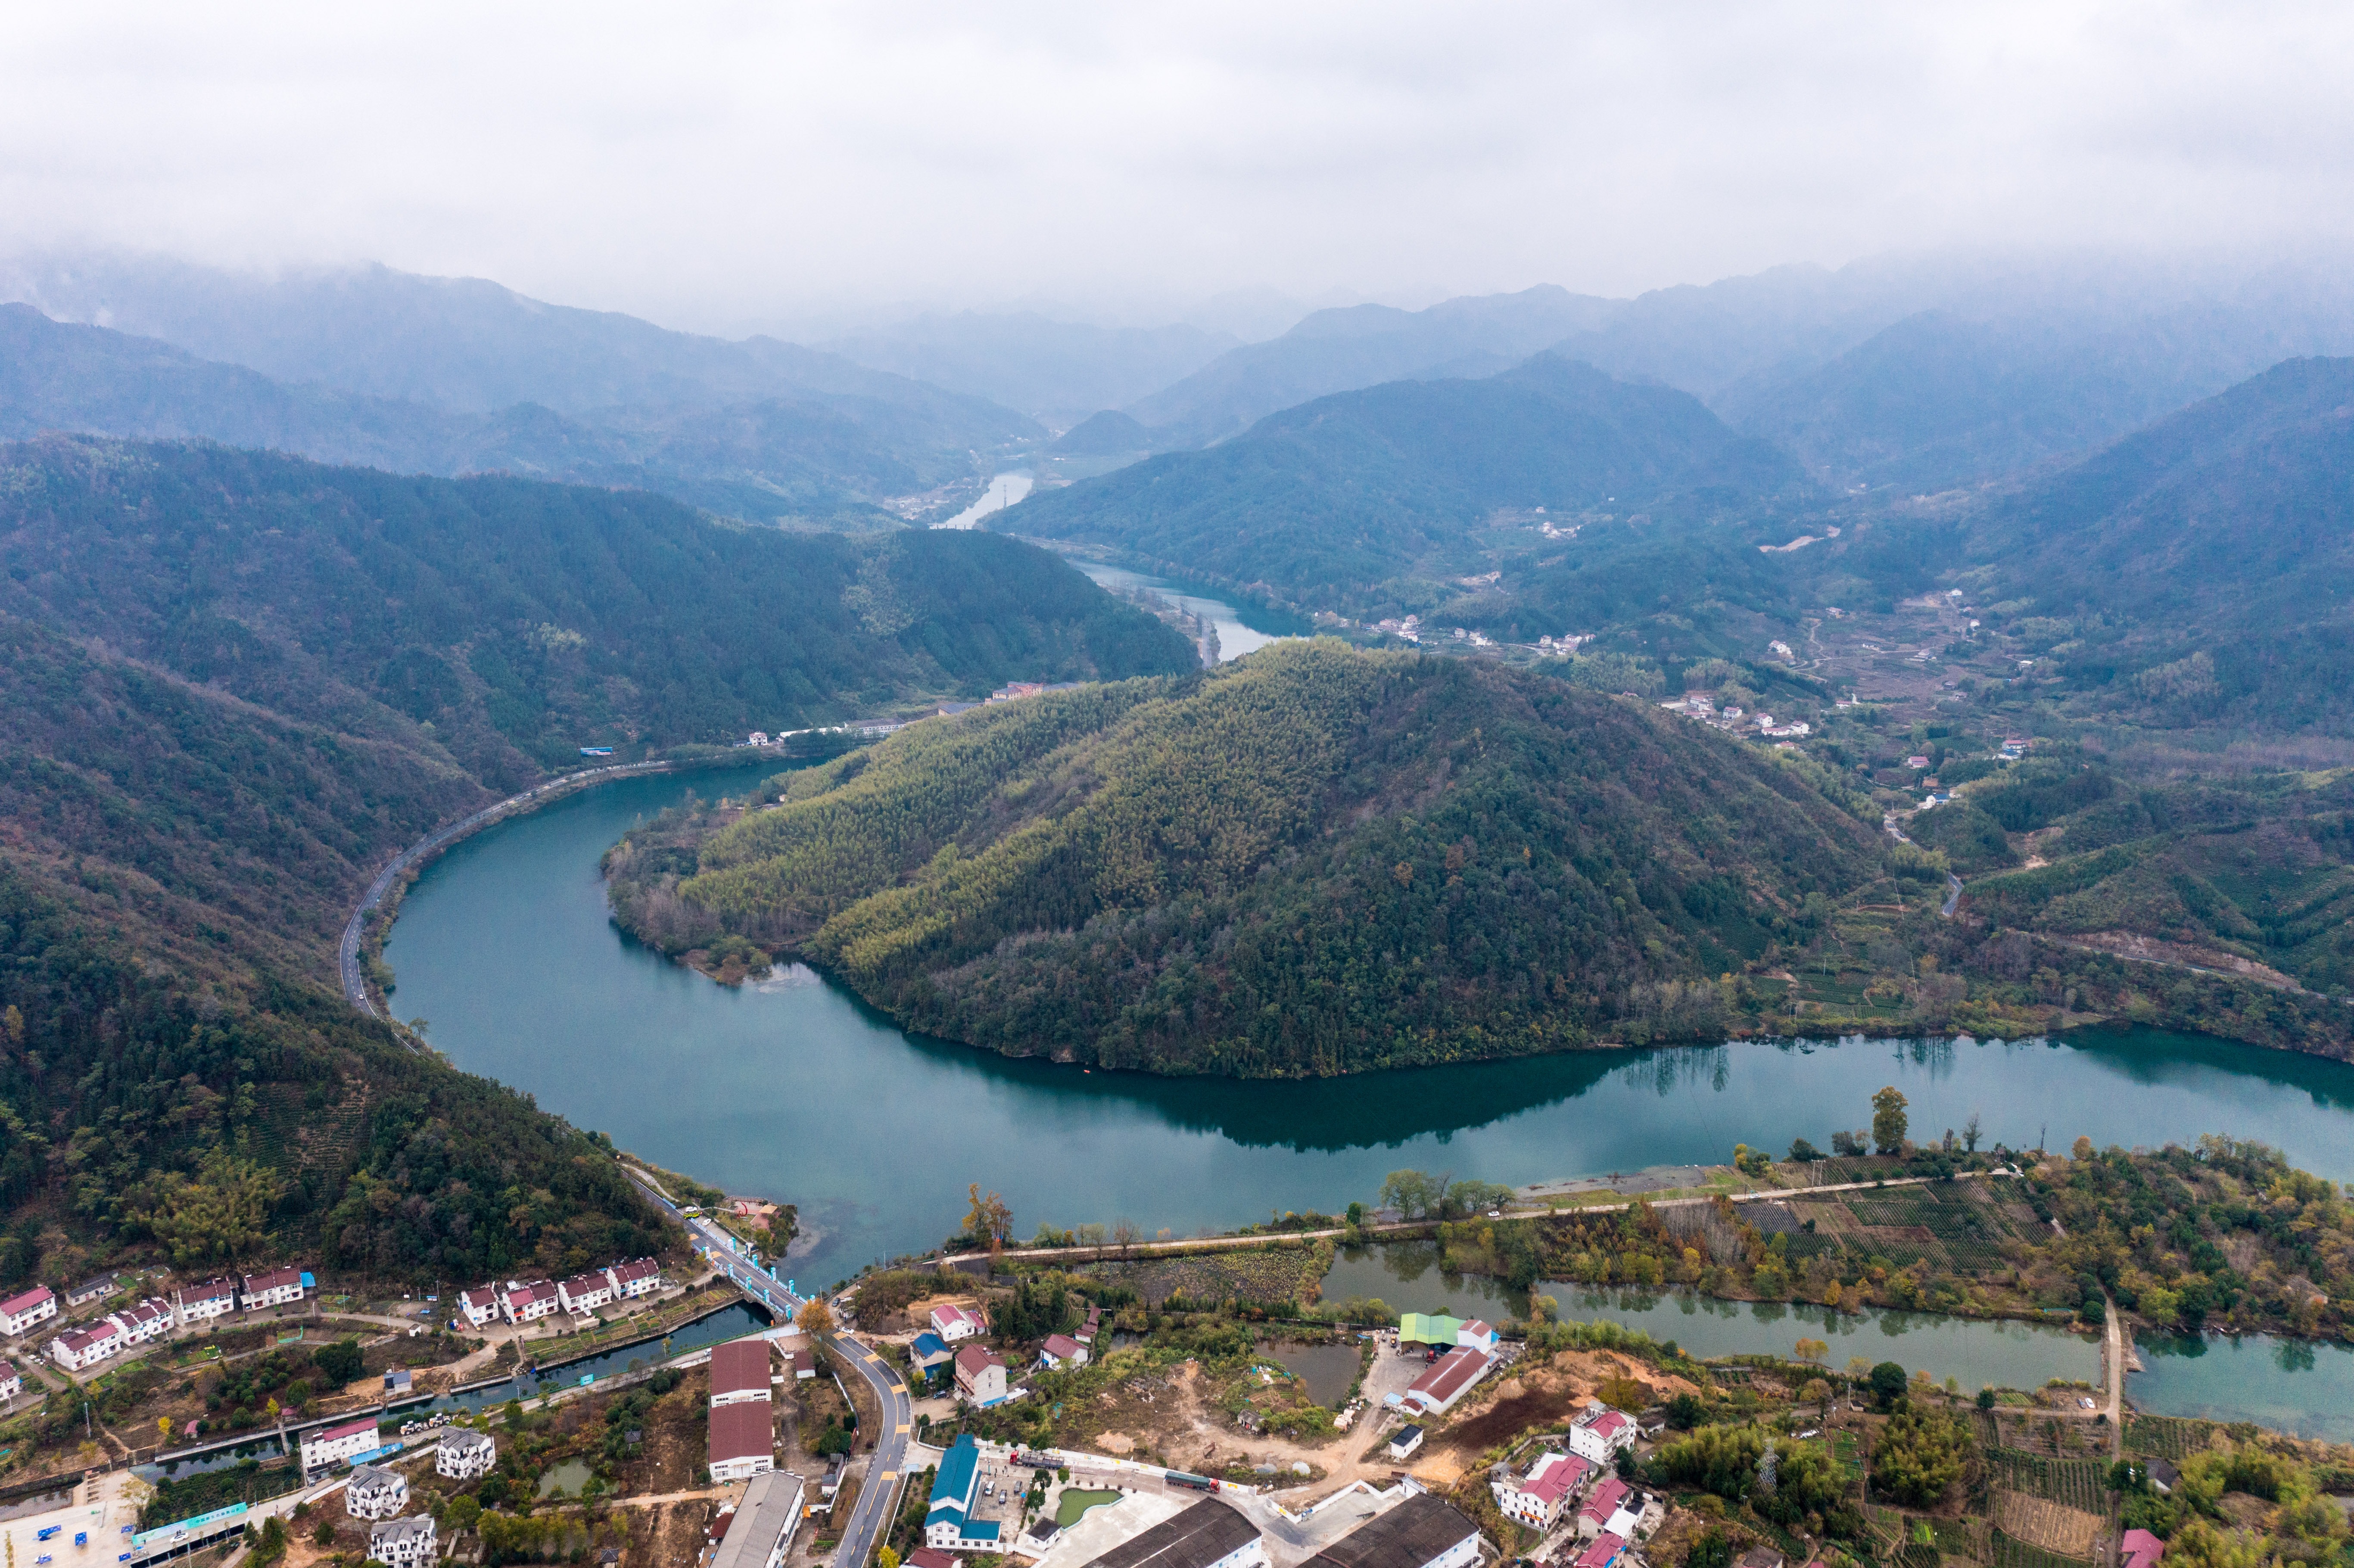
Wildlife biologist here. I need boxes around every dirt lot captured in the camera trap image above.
[1409,1347,1694,1484]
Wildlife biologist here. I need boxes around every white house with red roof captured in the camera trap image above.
[0,1285,56,1338]
[302,1415,383,1472]
[1076,1304,1103,1345]
[2120,1531,2165,1568]
[500,1280,561,1324]
[1575,1478,1630,1539]
[0,1358,19,1403]
[1404,1346,1491,1414]
[557,1272,615,1315]
[1567,1404,1637,1465]
[1493,1450,1594,1530]
[1039,1333,1088,1370]
[953,1344,1008,1406]
[929,1303,985,1341]
[605,1258,663,1300]
[176,1278,237,1326]
[107,1297,174,1346]
[709,1340,774,1408]
[1457,1318,1500,1353]
[457,1284,503,1328]
[241,1266,305,1310]
[47,1318,122,1372]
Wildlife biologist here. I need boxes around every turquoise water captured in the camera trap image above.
[2129,1332,2354,1441]
[1068,560,1301,662]
[386,765,2354,1338]
[1321,1244,2101,1393]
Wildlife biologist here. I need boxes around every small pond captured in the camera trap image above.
[537,1458,594,1499]
[1264,1341,1363,1408]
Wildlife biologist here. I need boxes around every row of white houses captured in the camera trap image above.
[455,1258,663,1328]
[10,1267,314,1372]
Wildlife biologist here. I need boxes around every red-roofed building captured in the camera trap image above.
[954,1344,1008,1406]
[1404,1347,1491,1414]
[176,1277,237,1326]
[709,1339,774,1407]
[47,1319,122,1372]
[500,1280,560,1324]
[301,1415,382,1472]
[557,1272,615,1315]
[1568,1406,1637,1465]
[1494,1450,1594,1529]
[929,1303,985,1341]
[107,1297,173,1346]
[908,1550,962,1568]
[0,1358,19,1403]
[1458,1318,1499,1352]
[241,1267,306,1310]
[1576,1478,1629,1539]
[458,1284,503,1328]
[605,1258,663,1300]
[2121,1531,2165,1568]
[1573,1533,1626,1568]
[0,1285,56,1337]
[709,1400,775,1483]
[1040,1333,1088,1370]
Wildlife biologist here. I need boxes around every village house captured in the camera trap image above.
[1566,1404,1637,1465]
[2121,1531,2166,1568]
[1576,1478,1629,1540]
[369,1515,436,1567]
[909,1550,962,1568]
[302,1415,382,1472]
[953,1344,1009,1406]
[1455,1319,1499,1353]
[0,1285,56,1337]
[1492,1450,1594,1530]
[457,1284,503,1328]
[1080,1496,1265,1568]
[47,1319,122,1372]
[0,1358,19,1403]
[1572,1532,1626,1568]
[928,1303,985,1341]
[1040,1333,1088,1370]
[1304,1493,1479,1568]
[65,1273,119,1309]
[438,1429,496,1480]
[1076,1304,1103,1346]
[925,1434,1003,1552]
[346,1464,410,1519]
[557,1272,615,1315]
[108,1297,174,1347]
[240,1266,306,1310]
[176,1278,237,1326]
[1388,1425,1424,1462]
[1403,1347,1490,1415]
[710,1340,773,1406]
[788,1347,816,1381]
[909,1331,954,1377]
[605,1257,663,1300]
[708,1400,776,1483]
[500,1280,561,1324]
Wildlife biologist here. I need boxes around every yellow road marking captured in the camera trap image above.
[896,1424,909,1434]
[880,1472,897,1481]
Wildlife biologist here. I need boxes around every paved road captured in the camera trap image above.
[624,1167,912,1568]
[336,760,685,1022]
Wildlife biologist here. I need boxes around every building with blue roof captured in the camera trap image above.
[910,1331,955,1377]
[925,1434,1003,1551]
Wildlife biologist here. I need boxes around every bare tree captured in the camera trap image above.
[1112,1219,1141,1259]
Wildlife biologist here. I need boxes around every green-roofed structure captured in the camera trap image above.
[1398,1313,1464,1348]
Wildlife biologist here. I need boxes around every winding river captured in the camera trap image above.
[382,765,2354,1434]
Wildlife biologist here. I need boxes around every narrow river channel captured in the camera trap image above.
[382,765,2354,1436]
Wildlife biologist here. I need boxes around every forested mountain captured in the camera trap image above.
[1716,307,2350,492]
[1123,286,1619,445]
[1946,357,2354,730]
[0,438,1190,1285]
[631,640,1886,1076]
[1004,353,1805,618]
[819,311,1240,423]
[0,304,1019,524]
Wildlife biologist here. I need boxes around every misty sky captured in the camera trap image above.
[7,2,2351,333]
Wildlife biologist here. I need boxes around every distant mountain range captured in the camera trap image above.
[817,311,1241,424]
[0,301,1030,524]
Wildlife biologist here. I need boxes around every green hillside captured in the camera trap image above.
[652,640,1887,1076]
[1002,353,1807,620]
[0,438,1189,1287]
